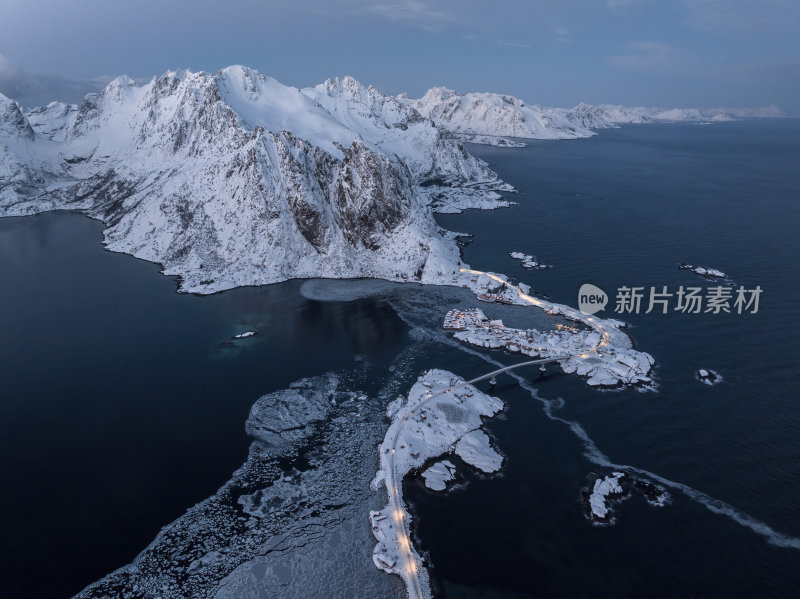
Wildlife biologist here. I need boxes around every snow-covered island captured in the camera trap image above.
[421,460,457,492]
[0,65,772,296]
[696,369,723,385]
[369,369,504,598]
[510,251,552,270]
[0,69,511,294]
[583,472,670,523]
[679,263,727,279]
[232,331,256,339]
[443,307,654,387]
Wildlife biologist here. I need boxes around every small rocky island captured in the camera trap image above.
[696,369,722,385]
[679,263,726,279]
[510,251,552,270]
[583,472,669,523]
[233,331,256,339]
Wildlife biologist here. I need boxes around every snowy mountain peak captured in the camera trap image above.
[3,66,776,296]
[324,75,365,94]
[0,92,35,140]
[0,66,506,294]
[98,74,139,106]
[406,86,595,140]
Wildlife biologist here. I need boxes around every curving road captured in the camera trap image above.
[459,267,612,350]
[385,356,573,599]
[385,267,612,599]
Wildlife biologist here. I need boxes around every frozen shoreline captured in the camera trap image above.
[370,369,504,599]
[446,270,655,387]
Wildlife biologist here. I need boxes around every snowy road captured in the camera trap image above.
[385,356,574,599]
[459,268,612,350]
[381,268,622,599]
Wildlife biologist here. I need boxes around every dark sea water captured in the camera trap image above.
[0,214,412,598]
[424,120,800,597]
[1,120,798,598]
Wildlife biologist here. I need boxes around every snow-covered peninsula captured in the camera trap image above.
[0,68,507,294]
[0,66,778,296]
[370,369,505,598]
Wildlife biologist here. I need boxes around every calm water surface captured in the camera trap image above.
[425,120,800,597]
[0,213,411,598]
[1,120,798,598]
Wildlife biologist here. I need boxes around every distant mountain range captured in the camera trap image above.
[403,86,782,144]
[0,66,783,293]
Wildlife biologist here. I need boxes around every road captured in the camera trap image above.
[386,268,610,598]
[385,356,573,599]
[459,268,612,350]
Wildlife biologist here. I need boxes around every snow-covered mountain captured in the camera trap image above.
[302,76,497,186]
[1,67,784,294]
[402,87,602,141]
[0,67,512,293]
[400,87,783,144]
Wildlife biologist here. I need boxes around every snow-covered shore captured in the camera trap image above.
[510,251,552,270]
[370,369,504,597]
[403,87,783,144]
[583,472,670,523]
[446,270,655,387]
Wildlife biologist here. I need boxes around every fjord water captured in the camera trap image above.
[424,119,800,597]
[1,120,798,598]
[0,213,413,598]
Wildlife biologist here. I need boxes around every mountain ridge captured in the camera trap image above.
[0,66,784,294]
[0,67,494,293]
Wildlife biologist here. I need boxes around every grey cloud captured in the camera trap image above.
[362,0,457,32]
[0,54,107,108]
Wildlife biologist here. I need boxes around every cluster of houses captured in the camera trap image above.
[443,308,595,357]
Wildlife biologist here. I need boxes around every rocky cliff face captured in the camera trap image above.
[0,67,491,293]
[303,76,500,187]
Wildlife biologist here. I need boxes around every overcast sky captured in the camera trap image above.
[1,0,798,112]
